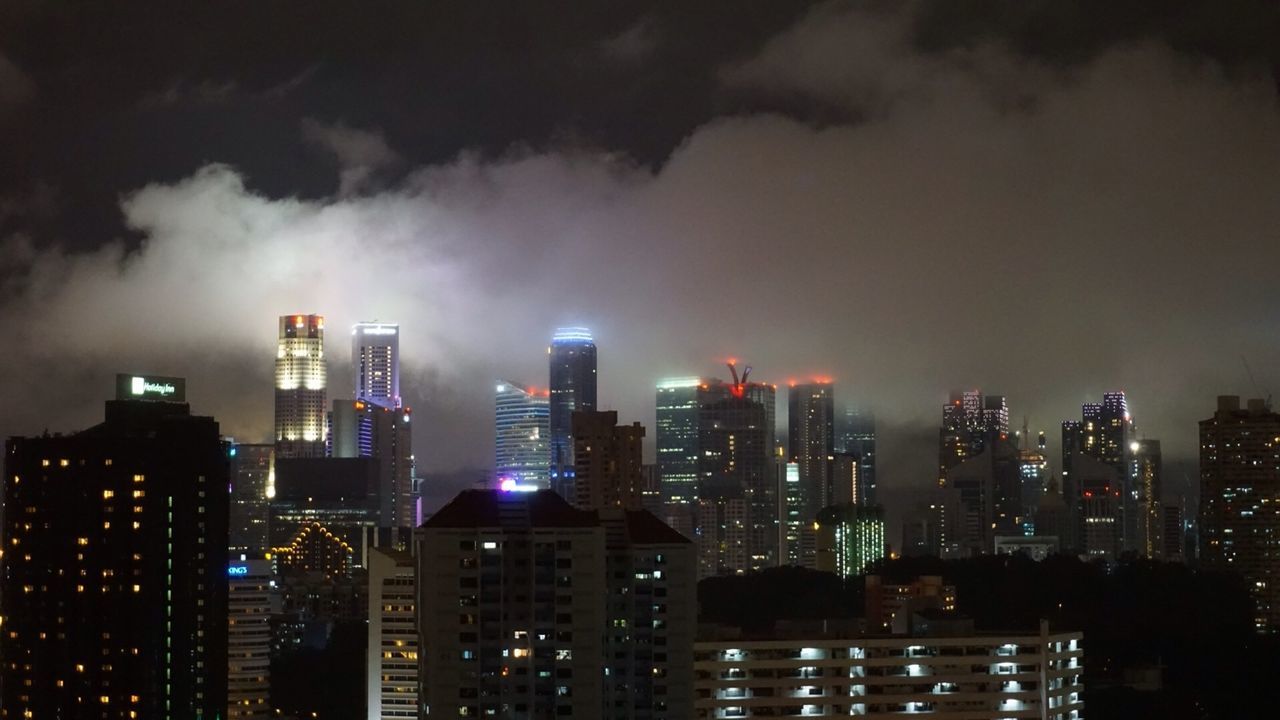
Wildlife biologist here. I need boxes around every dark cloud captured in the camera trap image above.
[0,2,1276,527]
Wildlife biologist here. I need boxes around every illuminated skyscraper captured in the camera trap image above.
[697,367,778,575]
[275,314,327,458]
[787,381,834,522]
[228,558,275,720]
[938,390,1018,554]
[548,327,597,500]
[1062,392,1135,553]
[2,375,229,718]
[814,503,886,577]
[1199,396,1280,632]
[655,377,726,506]
[1133,438,1163,559]
[352,322,401,410]
[495,380,550,488]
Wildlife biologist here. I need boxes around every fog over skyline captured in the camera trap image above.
[2,1,1279,509]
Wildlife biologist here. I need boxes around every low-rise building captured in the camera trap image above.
[694,620,1083,718]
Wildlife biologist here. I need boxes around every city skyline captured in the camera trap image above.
[1,4,1278,503]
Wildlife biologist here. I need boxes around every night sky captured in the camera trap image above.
[2,1,1279,514]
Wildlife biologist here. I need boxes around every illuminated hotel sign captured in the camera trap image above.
[115,373,187,402]
[227,565,249,576]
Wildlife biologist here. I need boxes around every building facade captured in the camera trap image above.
[275,314,328,458]
[230,442,275,555]
[837,406,877,506]
[415,489,694,719]
[367,548,417,720]
[228,558,275,720]
[693,622,1084,718]
[353,322,401,410]
[572,410,646,510]
[1199,396,1280,633]
[1,377,229,719]
[331,399,415,535]
[787,381,835,523]
[655,377,724,507]
[813,503,886,577]
[495,380,551,488]
[548,327,598,500]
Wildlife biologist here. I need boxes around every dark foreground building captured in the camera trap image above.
[416,489,695,719]
[2,374,229,719]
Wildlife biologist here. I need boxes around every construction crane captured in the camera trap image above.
[727,360,752,398]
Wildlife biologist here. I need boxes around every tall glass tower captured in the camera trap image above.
[788,381,835,520]
[548,327,597,499]
[352,322,400,410]
[275,314,327,458]
[495,381,551,488]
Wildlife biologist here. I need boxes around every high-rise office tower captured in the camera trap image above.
[1062,392,1136,554]
[415,489,695,719]
[2,374,229,718]
[1133,438,1163,559]
[655,378,726,507]
[230,443,275,555]
[939,390,1007,484]
[814,503,886,577]
[548,327,598,500]
[938,390,1018,555]
[698,369,778,576]
[228,557,275,720]
[1199,396,1280,632]
[495,380,551,488]
[787,381,835,522]
[331,399,415,534]
[352,322,401,410]
[367,547,417,720]
[1017,427,1048,535]
[837,406,877,506]
[1162,503,1186,563]
[275,314,327,458]
[571,410,646,510]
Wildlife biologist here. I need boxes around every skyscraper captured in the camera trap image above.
[2,374,229,718]
[415,489,694,719]
[1199,395,1280,632]
[787,381,835,523]
[571,409,646,511]
[837,406,877,506]
[938,390,1018,555]
[697,366,778,575]
[1133,438,1163,559]
[275,314,327,458]
[1062,392,1136,554]
[655,377,726,507]
[330,399,415,535]
[366,547,417,720]
[352,322,401,410]
[495,380,551,488]
[939,390,1007,484]
[228,557,275,720]
[814,503,886,577]
[230,442,274,555]
[548,327,598,500]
